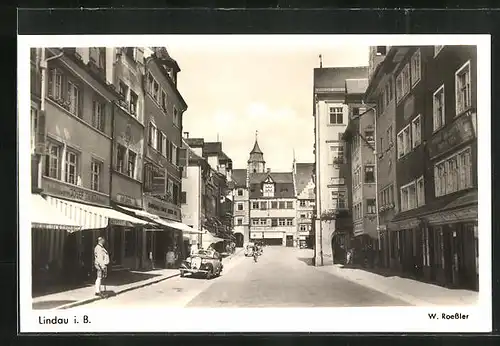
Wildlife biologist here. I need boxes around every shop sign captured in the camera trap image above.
[428,111,475,160]
[115,193,142,208]
[42,177,109,206]
[315,87,345,93]
[143,195,180,221]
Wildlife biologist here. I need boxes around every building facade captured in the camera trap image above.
[343,78,379,263]
[313,66,368,266]
[293,162,315,248]
[232,168,250,247]
[368,46,478,291]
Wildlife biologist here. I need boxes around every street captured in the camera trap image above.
[82,247,409,308]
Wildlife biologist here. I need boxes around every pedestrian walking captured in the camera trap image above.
[94,236,110,298]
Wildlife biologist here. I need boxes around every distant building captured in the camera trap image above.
[293,162,315,248]
[232,168,249,247]
[313,65,368,266]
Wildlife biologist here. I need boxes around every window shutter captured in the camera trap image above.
[35,110,47,155]
[47,69,53,97]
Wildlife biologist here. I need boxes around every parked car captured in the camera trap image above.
[180,249,223,279]
[244,242,255,257]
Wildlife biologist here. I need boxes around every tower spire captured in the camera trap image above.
[319,54,323,68]
[255,130,258,141]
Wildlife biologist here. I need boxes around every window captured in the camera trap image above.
[286,201,293,209]
[127,150,136,178]
[331,191,346,209]
[353,203,362,220]
[433,85,445,131]
[252,202,259,209]
[278,219,286,226]
[153,79,160,102]
[400,181,417,212]
[286,219,293,226]
[173,107,180,127]
[377,92,385,115]
[30,107,38,154]
[237,189,243,196]
[92,101,105,132]
[147,72,154,94]
[90,160,102,191]
[299,200,306,207]
[410,49,421,86]
[300,213,306,219]
[130,91,138,116]
[237,203,243,211]
[352,107,360,117]
[260,201,267,210]
[329,107,344,125]
[65,150,79,185]
[411,115,421,148]
[366,199,376,214]
[279,201,286,209]
[263,183,274,197]
[48,68,63,100]
[385,78,393,104]
[397,124,411,158]
[364,165,375,183]
[456,60,472,115]
[387,125,393,146]
[67,82,80,117]
[271,219,278,227]
[365,131,375,144]
[171,144,178,165]
[259,219,267,226]
[252,219,259,226]
[434,45,444,56]
[330,144,344,164]
[417,176,425,206]
[156,131,164,154]
[237,218,243,226]
[434,147,473,197]
[300,225,307,232]
[116,144,127,174]
[119,81,128,99]
[45,142,61,179]
[396,64,410,103]
[271,201,278,209]
[148,123,157,149]
[161,90,167,110]
[172,183,179,205]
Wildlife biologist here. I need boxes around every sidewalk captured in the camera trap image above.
[317,264,479,306]
[32,248,244,310]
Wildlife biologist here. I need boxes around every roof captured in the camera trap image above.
[203,142,232,162]
[294,163,315,196]
[249,182,295,199]
[184,138,204,148]
[314,66,368,89]
[248,139,265,163]
[232,169,247,188]
[250,140,263,154]
[345,78,369,95]
[249,172,293,184]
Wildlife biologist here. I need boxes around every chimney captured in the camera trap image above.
[183,132,189,138]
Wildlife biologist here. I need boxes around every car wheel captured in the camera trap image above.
[206,269,213,280]
[180,270,185,278]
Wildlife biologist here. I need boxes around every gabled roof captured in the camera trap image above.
[345,78,369,95]
[232,169,247,188]
[249,182,295,199]
[295,163,315,196]
[249,172,293,184]
[314,66,368,89]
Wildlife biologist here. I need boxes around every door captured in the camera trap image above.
[113,227,123,265]
[286,235,294,247]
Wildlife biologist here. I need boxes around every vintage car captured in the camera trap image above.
[243,242,255,257]
[180,249,223,279]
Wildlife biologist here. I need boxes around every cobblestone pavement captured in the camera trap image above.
[82,247,409,308]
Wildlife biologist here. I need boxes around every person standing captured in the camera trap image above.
[94,236,110,297]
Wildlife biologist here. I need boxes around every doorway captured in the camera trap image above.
[286,235,294,247]
[235,233,244,247]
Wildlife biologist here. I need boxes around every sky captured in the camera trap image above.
[165,39,369,172]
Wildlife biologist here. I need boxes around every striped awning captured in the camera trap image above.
[45,196,148,230]
[116,205,203,234]
[31,194,82,232]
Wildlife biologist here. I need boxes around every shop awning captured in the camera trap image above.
[45,196,149,230]
[202,229,225,243]
[31,194,82,232]
[116,206,203,234]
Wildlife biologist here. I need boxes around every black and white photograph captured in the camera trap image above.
[18,35,490,333]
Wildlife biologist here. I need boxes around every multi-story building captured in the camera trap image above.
[232,168,249,247]
[293,162,315,248]
[30,47,152,286]
[239,137,295,246]
[343,79,379,263]
[370,46,478,291]
[364,46,399,269]
[313,65,368,266]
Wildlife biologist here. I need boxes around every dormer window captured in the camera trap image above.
[263,183,274,197]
